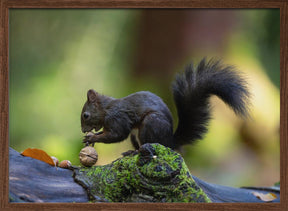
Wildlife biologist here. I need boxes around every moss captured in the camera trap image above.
[74,143,211,203]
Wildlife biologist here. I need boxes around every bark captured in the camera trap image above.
[9,144,280,203]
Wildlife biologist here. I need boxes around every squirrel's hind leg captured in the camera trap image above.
[130,131,140,150]
[138,113,174,149]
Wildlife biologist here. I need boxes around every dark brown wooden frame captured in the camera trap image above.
[1,1,287,210]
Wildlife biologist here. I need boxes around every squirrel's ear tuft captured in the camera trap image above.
[87,89,98,103]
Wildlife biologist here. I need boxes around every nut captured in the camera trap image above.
[59,160,72,168]
[51,156,59,166]
[79,146,98,167]
[86,132,94,137]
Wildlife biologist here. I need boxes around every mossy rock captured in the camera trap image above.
[73,143,211,203]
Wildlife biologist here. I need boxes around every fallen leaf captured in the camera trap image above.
[21,148,55,166]
[252,192,277,202]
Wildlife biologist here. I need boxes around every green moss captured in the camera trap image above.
[74,143,211,203]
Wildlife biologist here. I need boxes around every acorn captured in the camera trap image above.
[79,146,98,167]
[59,160,72,168]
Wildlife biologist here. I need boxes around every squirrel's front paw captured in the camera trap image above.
[83,132,97,145]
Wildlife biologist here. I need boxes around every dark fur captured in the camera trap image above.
[172,58,250,148]
[81,58,250,150]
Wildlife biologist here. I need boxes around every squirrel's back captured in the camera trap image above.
[119,91,173,123]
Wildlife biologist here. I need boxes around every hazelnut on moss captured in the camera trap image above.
[79,146,98,167]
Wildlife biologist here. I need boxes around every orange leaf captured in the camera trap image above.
[21,148,55,166]
[252,192,277,202]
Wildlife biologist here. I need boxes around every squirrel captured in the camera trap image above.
[81,58,250,150]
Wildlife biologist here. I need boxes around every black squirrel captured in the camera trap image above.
[81,58,250,150]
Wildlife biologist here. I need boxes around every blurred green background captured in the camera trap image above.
[9,9,280,187]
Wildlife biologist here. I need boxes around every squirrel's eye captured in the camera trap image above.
[83,112,90,120]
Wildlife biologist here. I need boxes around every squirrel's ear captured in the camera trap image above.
[87,89,98,103]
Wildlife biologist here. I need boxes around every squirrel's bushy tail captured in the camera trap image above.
[172,58,250,149]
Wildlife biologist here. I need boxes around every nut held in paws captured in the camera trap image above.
[79,146,98,167]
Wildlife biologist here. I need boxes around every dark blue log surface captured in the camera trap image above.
[9,148,88,202]
[9,147,279,203]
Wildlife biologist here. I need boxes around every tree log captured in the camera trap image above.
[9,144,280,203]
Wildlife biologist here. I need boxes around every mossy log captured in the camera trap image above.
[9,144,280,203]
[74,143,210,202]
